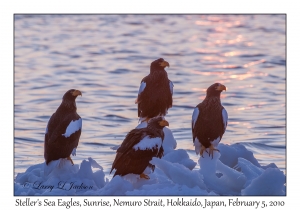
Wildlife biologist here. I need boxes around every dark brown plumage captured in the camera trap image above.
[110,116,169,179]
[44,89,82,165]
[192,83,228,158]
[136,58,173,122]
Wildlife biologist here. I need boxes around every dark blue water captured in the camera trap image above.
[14,14,286,177]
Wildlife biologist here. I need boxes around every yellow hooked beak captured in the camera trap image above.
[72,90,82,96]
[216,84,226,91]
[159,60,170,68]
[159,120,169,127]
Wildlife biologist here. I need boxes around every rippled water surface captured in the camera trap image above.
[14,14,286,177]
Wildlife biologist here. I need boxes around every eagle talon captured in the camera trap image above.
[140,173,150,179]
[208,145,220,159]
[199,145,207,158]
[67,156,74,165]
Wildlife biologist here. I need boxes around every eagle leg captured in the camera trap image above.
[67,156,74,165]
[208,145,220,159]
[199,145,207,158]
[140,173,150,179]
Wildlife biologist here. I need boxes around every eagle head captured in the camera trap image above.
[148,116,169,130]
[206,83,226,97]
[63,89,82,101]
[150,58,170,72]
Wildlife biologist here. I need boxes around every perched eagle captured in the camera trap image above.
[110,116,169,179]
[136,58,173,122]
[192,83,228,158]
[44,89,82,165]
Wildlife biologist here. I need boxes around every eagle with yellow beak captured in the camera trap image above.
[44,89,82,165]
[192,83,228,158]
[110,116,169,179]
[136,58,173,122]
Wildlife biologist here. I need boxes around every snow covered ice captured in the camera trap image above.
[14,122,286,196]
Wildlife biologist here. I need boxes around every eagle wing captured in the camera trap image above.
[46,113,81,151]
[110,129,145,173]
[111,129,162,176]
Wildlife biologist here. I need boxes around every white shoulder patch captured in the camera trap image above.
[192,107,200,129]
[138,81,146,95]
[133,136,162,151]
[222,108,228,131]
[169,81,174,95]
[62,118,82,138]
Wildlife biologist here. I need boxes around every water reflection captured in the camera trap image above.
[14,14,286,176]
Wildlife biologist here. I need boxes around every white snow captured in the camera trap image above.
[133,136,162,151]
[14,142,286,196]
[15,158,106,196]
[241,167,286,195]
[62,118,82,138]
[150,157,206,189]
[14,118,286,196]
